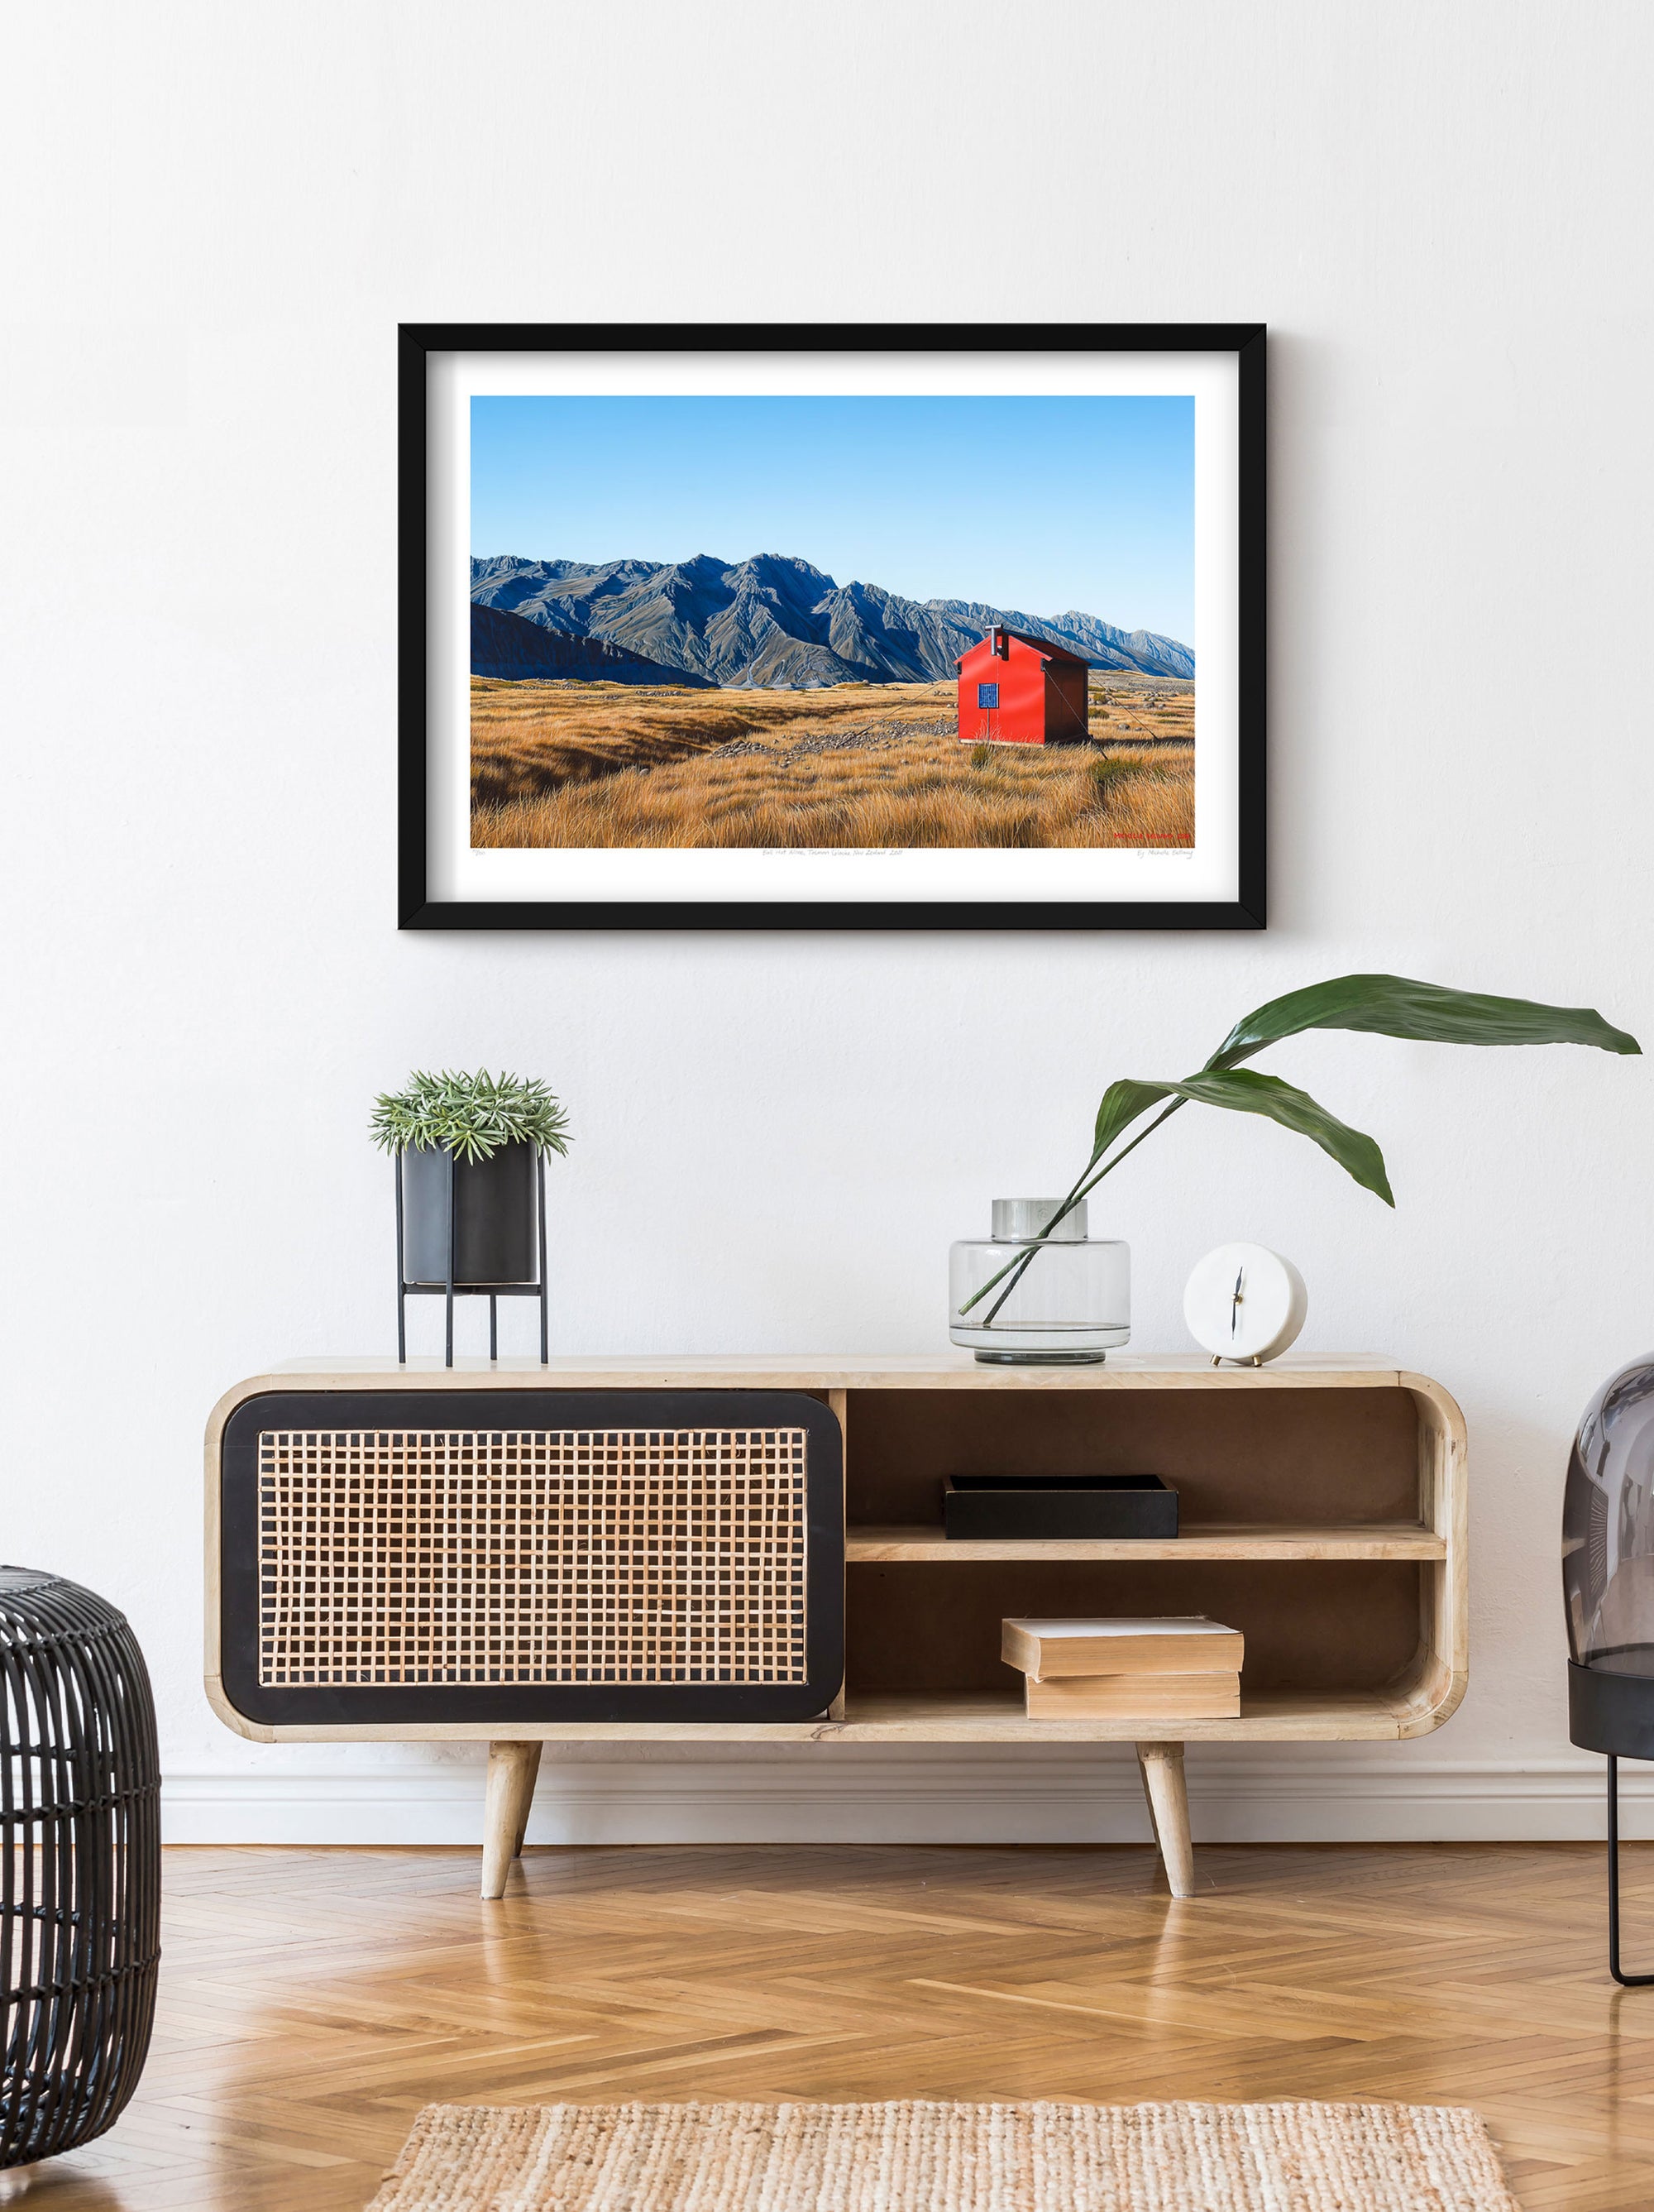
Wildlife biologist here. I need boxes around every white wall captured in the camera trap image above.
[4,0,1652,1848]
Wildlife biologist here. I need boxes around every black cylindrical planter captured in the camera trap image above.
[401,1142,538,1286]
[1,1567,160,2167]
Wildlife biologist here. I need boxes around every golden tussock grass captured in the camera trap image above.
[470,678,958,801]
[470,677,1194,850]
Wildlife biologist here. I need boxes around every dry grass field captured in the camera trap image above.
[471,676,1193,850]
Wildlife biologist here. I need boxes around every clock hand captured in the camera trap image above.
[1231,1265,1245,1339]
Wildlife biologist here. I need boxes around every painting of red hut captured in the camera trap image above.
[955,626,1091,745]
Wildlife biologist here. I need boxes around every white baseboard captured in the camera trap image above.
[159,1750,1646,1847]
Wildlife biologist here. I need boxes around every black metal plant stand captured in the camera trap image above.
[395,1147,548,1367]
[1607,1755,1654,1986]
[1,1567,161,2167]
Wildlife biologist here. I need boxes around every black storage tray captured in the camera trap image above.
[942,1472,1178,1540]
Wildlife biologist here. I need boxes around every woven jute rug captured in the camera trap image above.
[364,2098,1519,2212]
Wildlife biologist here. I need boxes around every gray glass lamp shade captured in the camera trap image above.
[1564,1356,1654,1758]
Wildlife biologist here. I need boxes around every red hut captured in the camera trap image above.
[955,626,1091,745]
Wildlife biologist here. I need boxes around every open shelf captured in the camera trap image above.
[268,1683,1422,1746]
[260,1683,1420,1745]
[837,1685,1417,1741]
[835,1376,1463,1744]
[846,1521,1446,1563]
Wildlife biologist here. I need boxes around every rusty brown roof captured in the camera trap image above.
[954,627,1092,668]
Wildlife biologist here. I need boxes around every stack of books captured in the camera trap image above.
[1001,1616,1244,1719]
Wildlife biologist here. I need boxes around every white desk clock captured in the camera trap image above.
[1184,1242,1308,1366]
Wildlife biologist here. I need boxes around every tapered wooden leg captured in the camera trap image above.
[511,1742,542,1858]
[481,1740,542,1899]
[1136,1741,1195,1898]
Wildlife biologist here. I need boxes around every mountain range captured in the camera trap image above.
[471,601,713,687]
[470,553,1193,689]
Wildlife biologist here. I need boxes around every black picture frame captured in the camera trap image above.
[399,322,1265,932]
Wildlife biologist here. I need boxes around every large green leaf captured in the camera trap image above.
[1168,1069,1393,1204]
[1088,1068,1391,1204]
[1206,974,1640,1073]
[1077,974,1637,1218]
[1091,1077,1179,1162]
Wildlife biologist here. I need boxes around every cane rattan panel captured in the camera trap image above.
[256,1426,810,1690]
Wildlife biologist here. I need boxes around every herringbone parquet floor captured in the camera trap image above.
[3,1842,1652,2210]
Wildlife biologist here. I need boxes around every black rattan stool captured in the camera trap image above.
[2,1567,160,2167]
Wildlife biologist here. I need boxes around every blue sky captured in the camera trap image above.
[471,395,1194,643]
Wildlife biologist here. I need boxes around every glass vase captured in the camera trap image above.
[949,1198,1130,1364]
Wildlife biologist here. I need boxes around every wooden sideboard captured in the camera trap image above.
[204,1355,1466,1899]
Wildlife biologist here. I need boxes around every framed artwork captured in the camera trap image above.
[399,322,1264,931]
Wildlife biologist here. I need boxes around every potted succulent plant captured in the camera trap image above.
[371,1070,572,1289]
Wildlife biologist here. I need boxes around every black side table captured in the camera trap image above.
[2,1567,160,2167]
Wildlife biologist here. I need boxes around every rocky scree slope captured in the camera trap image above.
[470,601,712,685]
